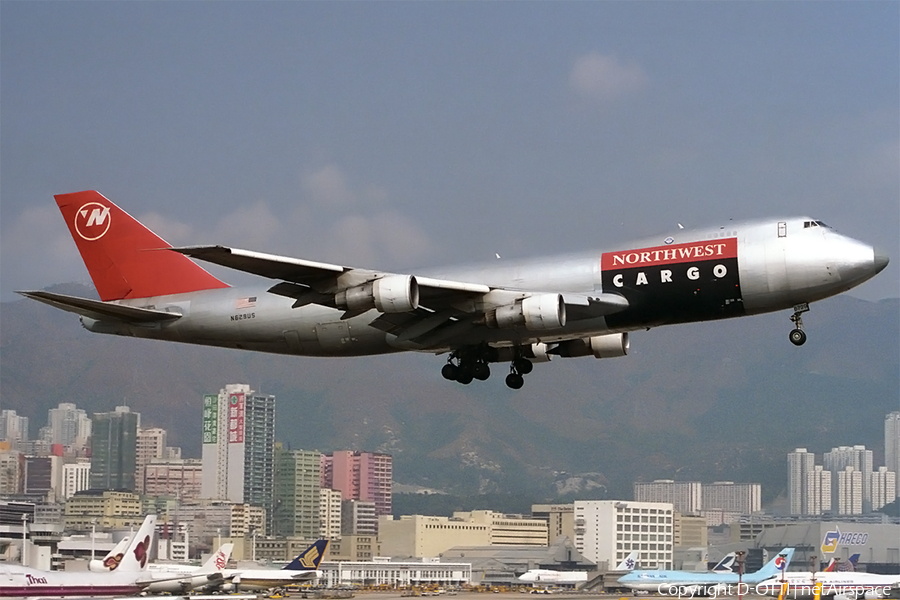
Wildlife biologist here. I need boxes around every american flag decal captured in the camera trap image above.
[236,296,257,309]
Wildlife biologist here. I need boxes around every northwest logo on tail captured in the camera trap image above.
[74,202,111,240]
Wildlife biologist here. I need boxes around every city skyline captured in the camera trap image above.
[3,396,897,515]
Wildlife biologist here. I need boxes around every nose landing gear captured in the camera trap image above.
[789,302,809,346]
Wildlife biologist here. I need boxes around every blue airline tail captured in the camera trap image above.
[712,552,737,572]
[743,548,794,584]
[283,539,329,571]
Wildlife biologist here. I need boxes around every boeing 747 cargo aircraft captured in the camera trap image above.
[19,191,889,389]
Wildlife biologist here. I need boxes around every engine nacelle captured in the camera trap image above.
[493,343,553,363]
[553,333,629,359]
[335,275,419,313]
[484,294,566,331]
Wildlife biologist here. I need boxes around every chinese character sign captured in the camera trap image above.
[202,394,218,444]
[227,393,245,444]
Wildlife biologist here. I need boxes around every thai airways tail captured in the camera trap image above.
[712,552,737,572]
[744,548,794,584]
[283,539,329,571]
[115,515,158,572]
[88,535,132,572]
[198,543,234,573]
[615,550,640,571]
[53,190,228,301]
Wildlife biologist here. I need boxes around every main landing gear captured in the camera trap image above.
[504,356,533,390]
[441,346,535,389]
[441,346,493,385]
[789,302,809,346]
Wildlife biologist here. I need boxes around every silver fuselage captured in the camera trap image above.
[81,217,886,357]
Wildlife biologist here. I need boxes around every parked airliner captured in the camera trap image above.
[20,191,888,388]
[219,539,328,592]
[0,515,159,597]
[617,548,794,594]
[756,570,900,599]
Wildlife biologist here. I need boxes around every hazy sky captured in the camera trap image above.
[2,2,897,302]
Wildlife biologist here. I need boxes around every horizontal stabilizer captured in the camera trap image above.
[17,290,181,323]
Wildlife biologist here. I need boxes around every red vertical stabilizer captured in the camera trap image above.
[55,190,229,301]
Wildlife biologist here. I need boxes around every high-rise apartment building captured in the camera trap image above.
[0,452,22,494]
[787,448,816,515]
[320,488,342,539]
[62,460,91,499]
[47,403,91,449]
[836,466,863,515]
[574,500,673,570]
[701,482,761,514]
[135,427,167,493]
[143,458,203,500]
[886,412,900,499]
[201,384,276,531]
[90,406,139,491]
[342,499,377,535]
[273,445,321,538]
[825,445,873,511]
[805,465,832,515]
[634,480,701,514]
[322,451,392,516]
[0,410,29,443]
[871,466,896,511]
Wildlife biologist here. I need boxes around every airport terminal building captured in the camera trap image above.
[755,521,900,572]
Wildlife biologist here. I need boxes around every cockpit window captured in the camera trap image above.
[803,220,831,229]
[815,220,830,228]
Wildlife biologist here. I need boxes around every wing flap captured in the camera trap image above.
[18,291,182,323]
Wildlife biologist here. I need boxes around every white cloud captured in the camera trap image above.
[211,200,283,250]
[0,205,88,295]
[569,52,648,101]
[137,212,197,246]
[302,164,356,208]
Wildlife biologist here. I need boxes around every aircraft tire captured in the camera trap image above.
[473,362,490,380]
[506,373,524,389]
[789,328,807,346]
[457,369,474,385]
[441,364,459,380]
[514,358,533,374]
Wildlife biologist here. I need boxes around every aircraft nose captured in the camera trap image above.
[874,248,890,274]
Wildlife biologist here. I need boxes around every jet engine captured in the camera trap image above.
[552,333,629,358]
[484,294,566,330]
[335,275,419,313]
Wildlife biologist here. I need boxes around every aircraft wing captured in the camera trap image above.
[172,245,628,338]
[16,291,182,323]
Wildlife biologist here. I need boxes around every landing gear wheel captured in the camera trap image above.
[513,358,533,375]
[789,328,807,346]
[788,302,810,347]
[456,370,474,385]
[505,373,524,389]
[441,363,459,380]
[473,362,490,381]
